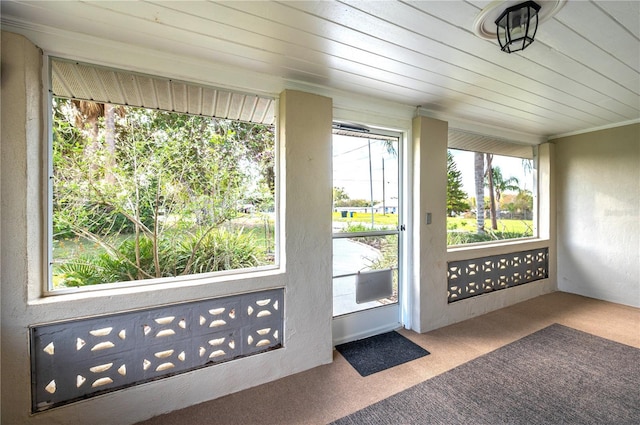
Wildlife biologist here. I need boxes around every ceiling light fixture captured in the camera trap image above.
[495,1,541,53]
[472,0,566,53]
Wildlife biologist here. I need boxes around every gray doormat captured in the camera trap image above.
[332,324,640,424]
[335,331,430,377]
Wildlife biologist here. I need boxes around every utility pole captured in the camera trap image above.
[382,157,386,215]
[368,140,374,227]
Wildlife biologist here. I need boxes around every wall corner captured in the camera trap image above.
[411,115,448,333]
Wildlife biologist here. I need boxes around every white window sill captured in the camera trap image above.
[31,265,283,306]
[447,237,551,262]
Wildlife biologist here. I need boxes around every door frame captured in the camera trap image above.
[331,124,406,345]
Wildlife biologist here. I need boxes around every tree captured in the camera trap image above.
[483,156,522,230]
[474,152,485,233]
[447,150,469,216]
[215,120,276,197]
[52,98,275,287]
[70,100,124,183]
[522,158,533,176]
[490,166,520,220]
[485,154,498,230]
[333,187,350,205]
[71,100,104,165]
[513,189,534,220]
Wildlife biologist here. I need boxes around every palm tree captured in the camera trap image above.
[71,100,122,182]
[474,152,485,234]
[486,154,497,230]
[488,166,520,224]
[72,100,104,170]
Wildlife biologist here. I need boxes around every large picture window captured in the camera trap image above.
[447,130,536,246]
[48,59,277,291]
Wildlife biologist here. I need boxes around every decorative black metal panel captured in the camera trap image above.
[447,248,548,303]
[30,288,283,412]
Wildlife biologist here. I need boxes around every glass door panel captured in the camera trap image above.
[332,234,398,316]
[332,126,403,343]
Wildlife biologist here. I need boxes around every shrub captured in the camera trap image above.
[53,201,156,238]
[54,228,264,287]
[175,227,262,274]
[447,229,533,246]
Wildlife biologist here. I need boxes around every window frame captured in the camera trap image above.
[44,56,282,296]
[331,124,404,317]
[446,140,539,250]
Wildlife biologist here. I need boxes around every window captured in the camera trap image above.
[447,130,536,246]
[49,58,277,291]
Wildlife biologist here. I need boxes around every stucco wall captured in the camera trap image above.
[0,30,3,425]
[555,124,640,307]
[412,116,556,333]
[1,31,333,425]
[1,27,563,425]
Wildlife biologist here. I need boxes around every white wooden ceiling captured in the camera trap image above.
[2,0,639,140]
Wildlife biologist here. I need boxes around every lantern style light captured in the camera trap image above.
[495,1,541,53]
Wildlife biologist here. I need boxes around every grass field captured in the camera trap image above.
[331,212,532,234]
[446,217,533,245]
[332,211,399,226]
[446,217,533,234]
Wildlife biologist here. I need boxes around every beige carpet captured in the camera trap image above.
[135,292,640,425]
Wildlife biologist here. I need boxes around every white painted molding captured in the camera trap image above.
[548,118,640,140]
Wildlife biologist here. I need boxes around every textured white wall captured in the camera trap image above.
[2,26,567,425]
[411,116,448,332]
[1,32,45,425]
[555,124,640,307]
[1,31,333,425]
[0,30,3,425]
[412,116,556,333]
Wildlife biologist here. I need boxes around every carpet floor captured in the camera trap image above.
[134,293,640,425]
[332,324,640,424]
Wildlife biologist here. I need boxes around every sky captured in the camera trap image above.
[333,133,533,205]
[449,149,534,198]
[333,134,399,204]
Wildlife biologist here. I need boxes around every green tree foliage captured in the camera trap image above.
[512,189,534,220]
[483,157,521,230]
[333,187,378,208]
[447,150,470,216]
[346,199,376,208]
[52,98,275,288]
[333,186,350,204]
[487,166,520,217]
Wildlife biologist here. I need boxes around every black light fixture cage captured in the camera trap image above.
[495,1,541,53]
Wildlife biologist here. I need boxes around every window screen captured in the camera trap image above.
[446,128,536,246]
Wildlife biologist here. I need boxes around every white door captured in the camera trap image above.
[331,125,404,345]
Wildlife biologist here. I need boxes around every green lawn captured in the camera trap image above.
[446,217,533,245]
[53,235,125,261]
[331,212,532,234]
[447,217,533,233]
[332,211,399,226]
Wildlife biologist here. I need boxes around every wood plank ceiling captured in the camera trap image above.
[1,0,639,140]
